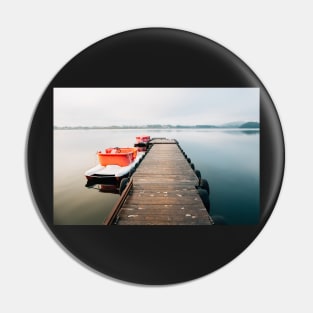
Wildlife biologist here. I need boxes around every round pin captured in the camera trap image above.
[27,28,284,284]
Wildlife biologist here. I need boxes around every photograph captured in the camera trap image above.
[54,87,260,225]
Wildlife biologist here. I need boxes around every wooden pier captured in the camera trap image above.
[104,139,213,225]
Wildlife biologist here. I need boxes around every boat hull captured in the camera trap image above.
[85,152,144,186]
[134,136,151,152]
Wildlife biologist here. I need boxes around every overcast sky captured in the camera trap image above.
[54,88,259,126]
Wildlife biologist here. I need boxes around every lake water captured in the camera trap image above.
[54,129,259,225]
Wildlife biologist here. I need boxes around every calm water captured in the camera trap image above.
[54,129,259,225]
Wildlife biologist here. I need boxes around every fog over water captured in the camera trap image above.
[54,88,259,127]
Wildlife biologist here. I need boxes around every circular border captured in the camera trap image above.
[27,28,284,284]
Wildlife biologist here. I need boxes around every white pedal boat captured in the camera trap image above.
[85,147,144,187]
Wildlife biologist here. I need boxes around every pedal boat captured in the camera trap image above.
[134,135,150,151]
[85,147,142,187]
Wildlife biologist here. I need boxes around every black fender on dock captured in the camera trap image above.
[198,188,210,213]
[199,178,210,195]
[128,168,135,178]
[194,169,201,180]
[119,178,129,194]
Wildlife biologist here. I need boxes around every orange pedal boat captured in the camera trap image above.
[97,147,137,167]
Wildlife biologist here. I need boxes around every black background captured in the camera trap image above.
[27,28,284,285]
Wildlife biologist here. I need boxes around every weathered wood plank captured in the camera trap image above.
[149,139,177,144]
[125,197,202,204]
[132,185,197,191]
[118,214,212,225]
[119,205,210,218]
[110,139,213,225]
[120,203,209,211]
[130,189,200,195]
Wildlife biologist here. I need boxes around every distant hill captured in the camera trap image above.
[239,122,260,129]
[54,122,260,130]
[219,121,245,128]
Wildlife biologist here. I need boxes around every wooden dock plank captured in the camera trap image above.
[110,139,213,225]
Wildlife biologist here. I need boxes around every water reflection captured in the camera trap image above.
[240,130,259,135]
[54,129,259,225]
[86,183,120,194]
[219,129,260,136]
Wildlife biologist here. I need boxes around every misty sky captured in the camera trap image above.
[54,88,259,126]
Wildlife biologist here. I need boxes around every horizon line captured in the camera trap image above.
[54,122,260,129]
